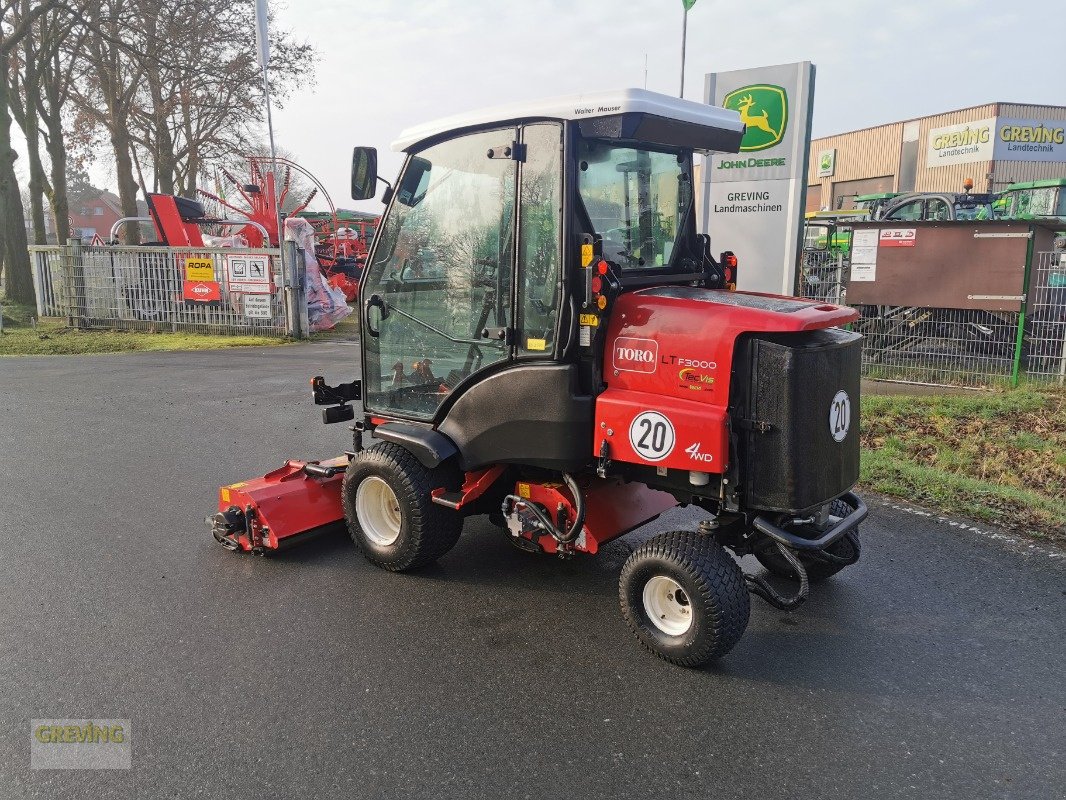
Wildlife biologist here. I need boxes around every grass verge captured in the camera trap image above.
[1,302,286,356]
[860,389,1066,543]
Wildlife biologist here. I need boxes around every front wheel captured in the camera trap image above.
[342,443,462,571]
[619,531,750,667]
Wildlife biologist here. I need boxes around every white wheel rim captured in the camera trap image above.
[356,476,402,546]
[642,575,693,636]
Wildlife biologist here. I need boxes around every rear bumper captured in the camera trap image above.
[752,492,867,551]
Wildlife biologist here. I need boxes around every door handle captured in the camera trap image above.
[365,294,388,338]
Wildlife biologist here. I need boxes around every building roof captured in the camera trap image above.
[391,88,744,152]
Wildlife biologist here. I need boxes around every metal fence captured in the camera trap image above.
[29,241,308,338]
[798,242,1066,388]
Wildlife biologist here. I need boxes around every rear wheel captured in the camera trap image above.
[342,443,462,571]
[754,499,861,583]
[619,531,750,667]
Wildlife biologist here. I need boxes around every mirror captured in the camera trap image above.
[351,146,378,201]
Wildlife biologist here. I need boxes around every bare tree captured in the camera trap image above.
[0,0,64,304]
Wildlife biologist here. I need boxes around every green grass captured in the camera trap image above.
[1,301,286,356]
[860,389,1066,543]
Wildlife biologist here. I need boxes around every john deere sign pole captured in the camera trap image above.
[680,0,697,97]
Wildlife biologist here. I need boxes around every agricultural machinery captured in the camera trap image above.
[210,89,866,667]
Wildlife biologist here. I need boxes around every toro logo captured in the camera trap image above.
[613,337,658,374]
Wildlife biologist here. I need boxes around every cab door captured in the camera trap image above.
[361,128,518,420]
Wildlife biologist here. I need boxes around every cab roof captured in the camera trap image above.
[391,88,745,154]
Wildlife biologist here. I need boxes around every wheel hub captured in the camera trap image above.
[642,575,692,636]
[356,476,402,546]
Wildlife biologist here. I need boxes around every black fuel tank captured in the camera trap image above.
[734,328,861,513]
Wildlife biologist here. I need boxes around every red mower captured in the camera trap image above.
[210,89,866,667]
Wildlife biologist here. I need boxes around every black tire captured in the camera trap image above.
[341,442,462,572]
[754,499,861,583]
[619,531,750,667]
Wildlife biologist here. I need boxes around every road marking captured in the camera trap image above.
[878,500,1063,560]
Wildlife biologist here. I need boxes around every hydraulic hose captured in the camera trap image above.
[500,472,586,546]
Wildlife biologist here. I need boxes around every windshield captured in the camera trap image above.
[577,140,691,269]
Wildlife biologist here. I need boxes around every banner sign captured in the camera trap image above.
[925,117,995,167]
[817,148,836,177]
[702,61,816,295]
[183,280,222,304]
[225,254,273,294]
[184,257,216,282]
[993,117,1066,163]
[925,116,1066,167]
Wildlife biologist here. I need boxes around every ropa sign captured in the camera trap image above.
[613,337,658,373]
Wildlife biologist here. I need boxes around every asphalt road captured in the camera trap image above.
[1,344,1063,799]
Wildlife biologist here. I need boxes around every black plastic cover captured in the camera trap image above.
[738,328,861,513]
[578,113,744,153]
[173,196,206,221]
[437,364,593,471]
[373,423,458,469]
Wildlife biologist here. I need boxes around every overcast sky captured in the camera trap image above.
[46,0,1064,211]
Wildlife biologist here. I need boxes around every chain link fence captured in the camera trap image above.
[799,231,1066,388]
[29,241,308,338]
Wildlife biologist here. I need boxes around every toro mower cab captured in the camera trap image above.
[213,89,866,668]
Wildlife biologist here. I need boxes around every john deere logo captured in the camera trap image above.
[723,84,788,152]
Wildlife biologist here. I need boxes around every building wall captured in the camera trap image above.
[912,104,998,193]
[807,102,1066,208]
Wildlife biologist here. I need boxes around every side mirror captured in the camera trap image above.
[351,146,378,201]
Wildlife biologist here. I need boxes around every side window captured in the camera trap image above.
[361,129,517,419]
[927,199,950,221]
[886,200,923,221]
[517,123,562,355]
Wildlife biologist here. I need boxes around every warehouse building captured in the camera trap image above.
[806,102,1066,211]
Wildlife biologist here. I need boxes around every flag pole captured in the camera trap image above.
[679,6,688,97]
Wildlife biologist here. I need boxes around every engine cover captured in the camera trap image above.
[596,287,857,478]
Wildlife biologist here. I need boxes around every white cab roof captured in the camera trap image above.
[391,88,744,152]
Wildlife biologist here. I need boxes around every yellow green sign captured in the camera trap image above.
[723,84,788,152]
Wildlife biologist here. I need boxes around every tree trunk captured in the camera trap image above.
[24,120,48,245]
[110,124,141,244]
[43,112,69,246]
[0,64,34,305]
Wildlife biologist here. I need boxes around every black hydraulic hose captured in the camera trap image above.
[500,472,586,546]
[559,473,585,544]
[745,542,810,611]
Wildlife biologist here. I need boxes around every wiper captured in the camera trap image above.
[378,299,488,346]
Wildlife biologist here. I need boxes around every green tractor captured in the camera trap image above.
[996,178,1066,224]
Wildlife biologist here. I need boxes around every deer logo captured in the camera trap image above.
[737,95,779,139]
[723,84,788,152]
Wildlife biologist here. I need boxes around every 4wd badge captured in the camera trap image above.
[723,84,788,152]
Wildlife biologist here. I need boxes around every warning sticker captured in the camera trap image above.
[226,254,273,293]
[243,294,272,319]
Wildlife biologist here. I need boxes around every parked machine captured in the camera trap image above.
[210,89,866,667]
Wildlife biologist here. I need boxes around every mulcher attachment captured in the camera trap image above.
[208,457,349,553]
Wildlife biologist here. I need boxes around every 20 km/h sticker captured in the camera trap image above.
[629,411,675,462]
[829,390,851,442]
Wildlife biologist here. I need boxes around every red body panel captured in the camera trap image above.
[515,477,677,555]
[597,288,857,473]
[147,193,206,247]
[218,458,347,551]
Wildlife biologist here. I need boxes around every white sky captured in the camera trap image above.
[35,0,1065,213]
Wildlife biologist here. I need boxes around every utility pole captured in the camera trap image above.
[255,0,283,253]
[679,7,688,97]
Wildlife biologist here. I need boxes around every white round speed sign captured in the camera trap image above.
[829,390,851,442]
[629,411,676,462]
